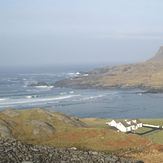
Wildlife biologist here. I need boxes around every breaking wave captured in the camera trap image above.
[34,85,54,89]
[0,98,7,101]
[0,95,80,108]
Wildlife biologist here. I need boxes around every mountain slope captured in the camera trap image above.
[55,46,163,90]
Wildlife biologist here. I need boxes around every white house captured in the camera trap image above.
[132,119,143,128]
[106,119,142,133]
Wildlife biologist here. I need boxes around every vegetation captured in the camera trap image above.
[0,108,150,152]
[82,118,163,144]
[1,108,163,162]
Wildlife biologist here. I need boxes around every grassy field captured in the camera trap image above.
[81,118,163,144]
[137,119,163,144]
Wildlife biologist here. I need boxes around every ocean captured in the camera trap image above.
[0,65,163,118]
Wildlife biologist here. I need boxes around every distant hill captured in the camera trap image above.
[55,46,163,92]
[148,46,163,62]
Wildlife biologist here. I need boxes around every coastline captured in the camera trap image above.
[54,48,163,94]
[54,81,163,94]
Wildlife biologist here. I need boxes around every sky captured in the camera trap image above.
[1,0,163,67]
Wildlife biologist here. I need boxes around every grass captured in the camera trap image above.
[81,118,108,128]
[43,127,149,153]
[1,109,163,163]
[82,118,163,144]
[1,108,163,154]
[137,119,163,144]
[0,108,150,153]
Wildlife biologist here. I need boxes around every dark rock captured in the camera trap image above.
[0,138,144,163]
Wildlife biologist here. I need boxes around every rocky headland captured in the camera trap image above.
[55,46,163,93]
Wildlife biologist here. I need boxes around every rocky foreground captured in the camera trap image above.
[0,138,143,163]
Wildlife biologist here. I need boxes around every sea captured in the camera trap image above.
[0,65,163,118]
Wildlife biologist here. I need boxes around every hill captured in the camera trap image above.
[55,46,163,92]
[0,108,86,142]
[1,108,163,162]
[0,108,149,151]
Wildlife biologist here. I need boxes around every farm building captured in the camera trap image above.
[106,119,142,133]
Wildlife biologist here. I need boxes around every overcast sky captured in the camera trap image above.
[1,0,163,67]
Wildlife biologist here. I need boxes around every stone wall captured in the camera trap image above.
[0,138,143,163]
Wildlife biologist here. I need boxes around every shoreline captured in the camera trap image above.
[54,81,163,94]
[2,106,163,119]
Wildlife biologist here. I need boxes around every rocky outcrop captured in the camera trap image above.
[54,46,163,91]
[0,138,143,163]
[0,120,12,138]
[29,120,55,136]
